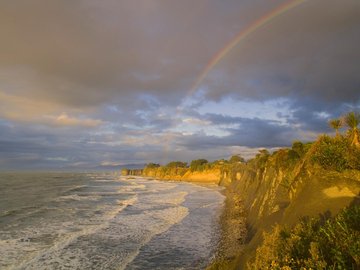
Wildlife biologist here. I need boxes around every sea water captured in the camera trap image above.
[0,172,224,269]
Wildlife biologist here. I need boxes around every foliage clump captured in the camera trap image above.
[145,163,160,169]
[190,158,209,171]
[311,135,360,171]
[291,140,313,158]
[329,118,342,137]
[165,161,187,168]
[251,205,360,270]
[344,112,360,147]
[306,111,360,172]
[229,155,245,163]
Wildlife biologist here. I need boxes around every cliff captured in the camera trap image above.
[122,138,360,269]
[121,168,143,176]
[213,146,360,269]
[123,166,222,184]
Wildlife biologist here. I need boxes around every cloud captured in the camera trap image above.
[0,91,60,122]
[53,113,103,127]
[202,0,360,107]
[1,1,359,110]
[0,0,359,169]
[0,0,267,109]
[177,114,300,150]
[182,118,211,126]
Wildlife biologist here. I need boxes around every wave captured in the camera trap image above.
[142,191,188,207]
[1,175,223,269]
[55,194,101,202]
[0,204,46,222]
[0,194,139,270]
[117,206,190,270]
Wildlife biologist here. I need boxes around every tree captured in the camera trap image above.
[328,118,342,137]
[190,159,208,170]
[166,161,187,168]
[344,112,360,147]
[256,149,270,158]
[292,141,304,157]
[146,163,160,169]
[229,155,245,163]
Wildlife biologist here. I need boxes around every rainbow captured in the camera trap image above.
[189,0,309,96]
[162,0,309,162]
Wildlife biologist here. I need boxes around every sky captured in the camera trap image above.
[0,0,360,170]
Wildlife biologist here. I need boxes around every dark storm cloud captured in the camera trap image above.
[0,0,280,108]
[1,0,358,109]
[203,0,360,106]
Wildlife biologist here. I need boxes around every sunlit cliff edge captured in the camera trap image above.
[122,166,221,184]
[122,113,360,269]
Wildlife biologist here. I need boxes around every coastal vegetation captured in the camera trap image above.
[190,159,209,171]
[229,155,245,163]
[251,204,360,269]
[344,111,360,147]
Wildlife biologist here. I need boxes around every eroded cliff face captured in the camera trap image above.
[219,151,360,268]
[123,167,222,184]
[226,157,360,228]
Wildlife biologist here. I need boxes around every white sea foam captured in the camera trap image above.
[10,204,188,270]
[116,195,138,206]
[55,194,101,202]
[0,193,138,270]
[143,191,188,206]
[0,175,223,270]
[116,206,189,270]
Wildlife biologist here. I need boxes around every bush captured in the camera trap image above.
[272,149,300,172]
[145,163,160,169]
[165,161,187,168]
[251,205,360,269]
[292,140,305,157]
[311,135,360,171]
[252,149,270,169]
[190,159,208,171]
[229,155,245,163]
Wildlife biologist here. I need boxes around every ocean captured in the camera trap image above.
[0,172,224,270]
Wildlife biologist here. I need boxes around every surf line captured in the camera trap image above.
[189,0,309,97]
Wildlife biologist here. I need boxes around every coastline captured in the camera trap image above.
[123,174,231,268]
[206,189,247,270]
[124,174,247,269]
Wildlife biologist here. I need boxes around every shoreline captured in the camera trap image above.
[124,175,246,269]
[125,175,221,188]
[206,189,247,270]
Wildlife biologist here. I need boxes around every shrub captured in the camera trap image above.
[145,163,160,169]
[190,159,208,171]
[272,149,298,170]
[165,161,187,168]
[229,155,245,163]
[251,205,360,269]
[311,135,360,171]
[253,149,270,168]
[292,140,305,157]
